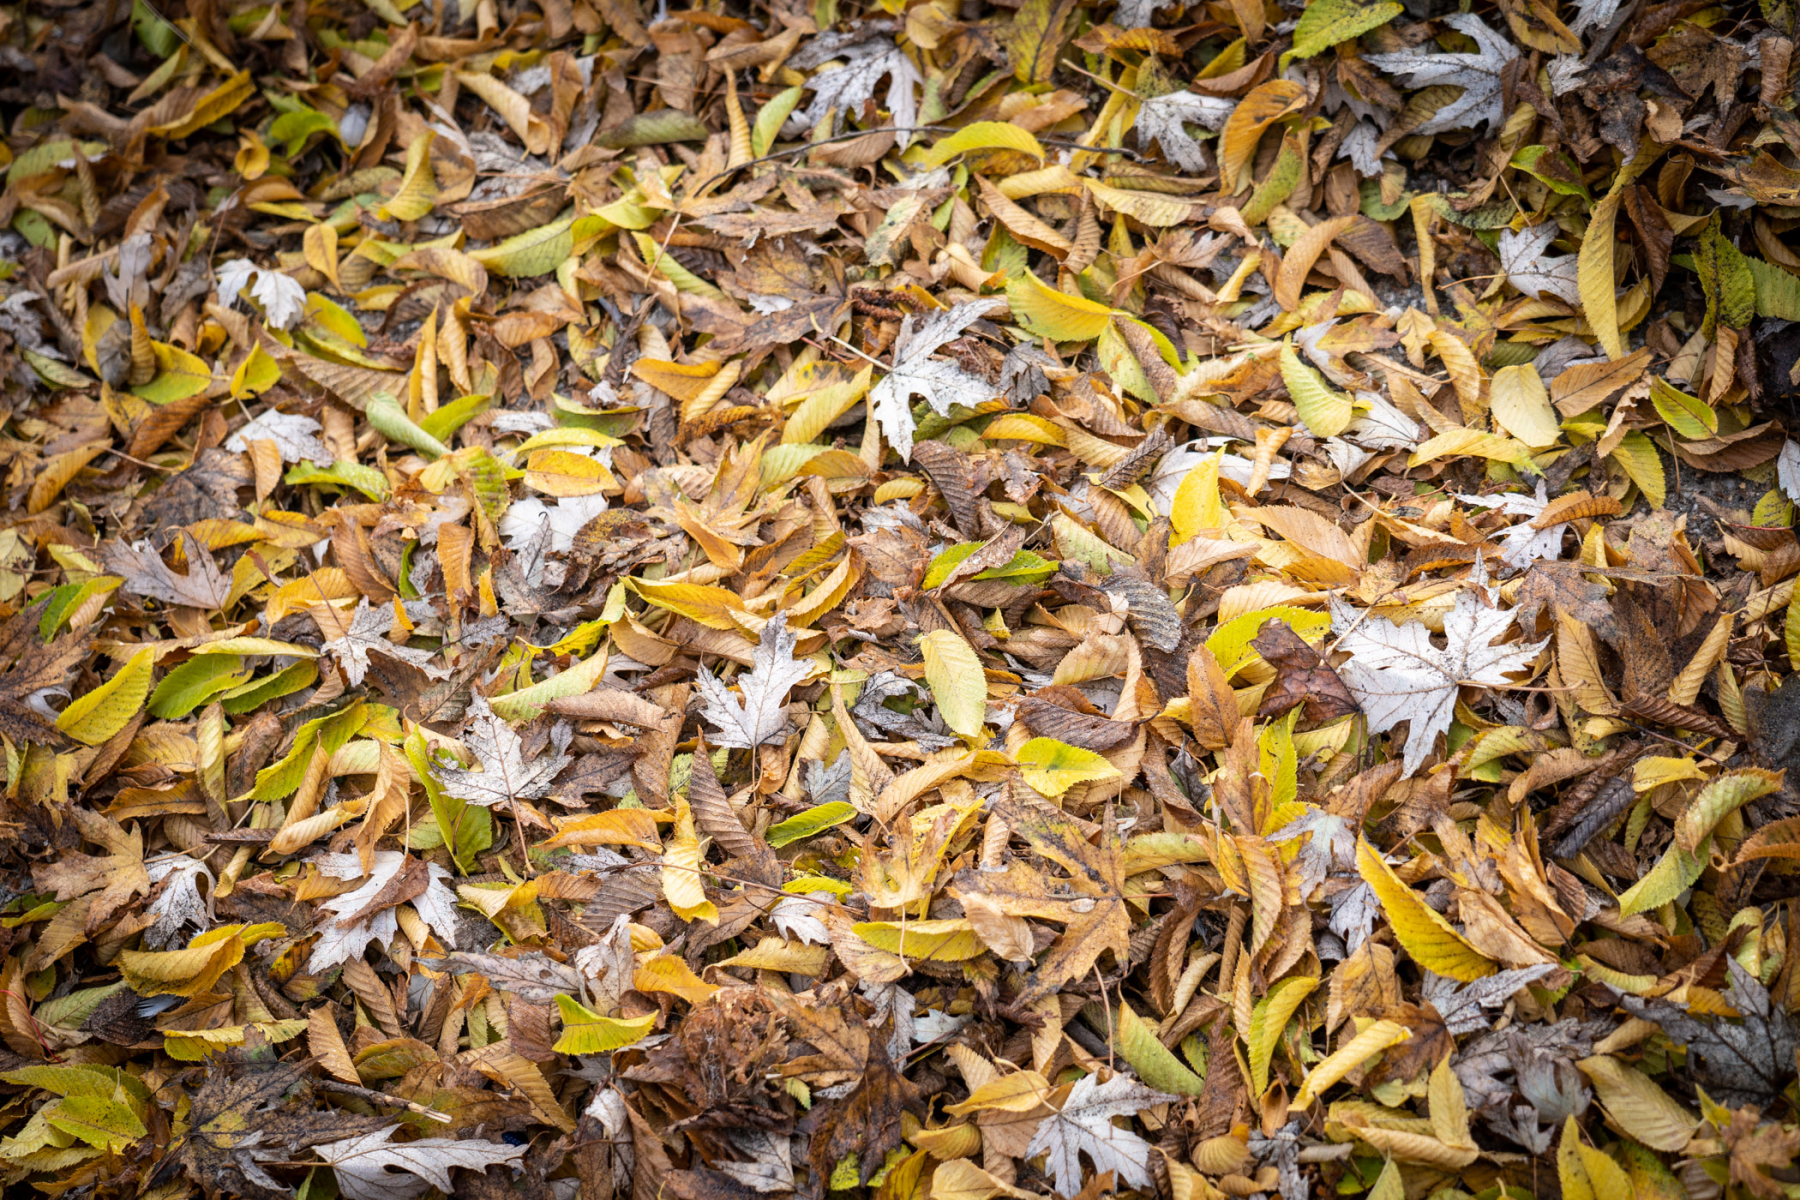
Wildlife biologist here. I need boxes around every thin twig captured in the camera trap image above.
[317,1077,455,1123]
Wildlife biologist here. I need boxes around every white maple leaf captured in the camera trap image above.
[1499,224,1581,307]
[1567,0,1623,35]
[499,493,609,554]
[307,852,458,972]
[1458,482,1564,568]
[216,258,258,303]
[771,893,831,945]
[1026,1073,1176,1198]
[1330,576,1547,777]
[315,1125,527,1200]
[436,692,573,807]
[1365,14,1518,135]
[784,37,922,148]
[695,612,813,747]
[227,410,330,464]
[252,269,308,330]
[1114,0,1177,27]
[868,298,1005,461]
[1339,120,1385,177]
[1778,440,1800,505]
[1330,880,1380,953]
[104,233,154,312]
[217,258,308,330]
[144,855,214,949]
[323,599,451,687]
[1134,92,1234,175]
[1421,965,1558,1034]
[1268,806,1355,900]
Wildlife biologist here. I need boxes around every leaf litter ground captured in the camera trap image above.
[0,0,1798,1198]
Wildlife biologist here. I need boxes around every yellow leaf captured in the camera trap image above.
[1015,737,1121,797]
[134,342,215,404]
[455,73,553,155]
[854,918,988,962]
[1429,1053,1474,1149]
[1219,80,1307,192]
[1608,432,1665,508]
[150,69,254,140]
[1113,1002,1203,1095]
[553,996,656,1053]
[1279,343,1352,437]
[229,343,282,399]
[1292,1019,1411,1107]
[661,797,718,924]
[1247,974,1317,1095]
[539,808,664,851]
[1557,1115,1633,1200]
[1579,191,1624,360]
[56,646,155,746]
[1408,427,1535,472]
[1006,270,1115,341]
[303,222,341,288]
[1355,837,1497,981]
[1576,1056,1698,1153]
[1084,180,1195,228]
[634,955,721,1004]
[718,936,833,975]
[1170,449,1225,541]
[925,122,1047,166]
[28,442,108,514]
[917,629,988,737]
[379,131,437,222]
[631,578,748,630]
[469,214,575,278]
[1488,363,1560,448]
[524,448,617,497]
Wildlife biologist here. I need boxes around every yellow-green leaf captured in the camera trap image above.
[1488,363,1560,448]
[1006,270,1116,341]
[917,628,988,737]
[854,918,987,962]
[1355,837,1497,981]
[1247,974,1318,1095]
[767,801,857,848]
[552,995,656,1054]
[1015,737,1121,798]
[1608,431,1666,508]
[1578,191,1623,360]
[925,122,1046,166]
[56,646,155,745]
[1279,343,1352,438]
[379,130,437,222]
[1114,1002,1203,1095]
[1648,377,1717,439]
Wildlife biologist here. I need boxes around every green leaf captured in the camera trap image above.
[406,727,489,873]
[1746,254,1800,320]
[1696,215,1757,337]
[1015,737,1122,798]
[767,801,858,848]
[1616,839,1707,917]
[921,543,981,590]
[752,86,805,158]
[219,660,320,715]
[1288,0,1402,58]
[1113,1002,1203,1094]
[147,655,249,720]
[285,459,390,500]
[1206,606,1332,678]
[1609,431,1666,509]
[1648,377,1717,439]
[252,701,369,801]
[419,392,492,443]
[1279,343,1352,437]
[596,110,710,148]
[916,629,988,738]
[552,995,657,1054]
[42,1095,147,1151]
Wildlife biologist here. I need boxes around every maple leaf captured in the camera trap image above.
[1421,966,1557,1034]
[1134,91,1234,175]
[1026,1073,1177,1198]
[144,855,214,949]
[1622,959,1799,1108]
[1459,483,1566,569]
[1498,224,1582,307]
[499,493,609,553]
[314,1125,527,1200]
[226,410,330,464]
[1365,14,1518,135]
[307,851,458,972]
[867,299,1006,462]
[321,598,451,687]
[217,259,307,329]
[782,26,922,147]
[695,612,813,748]
[435,693,573,809]
[1268,806,1356,899]
[1330,571,1547,777]
[103,532,233,610]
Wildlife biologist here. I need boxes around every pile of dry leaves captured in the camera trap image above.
[0,0,1798,1195]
